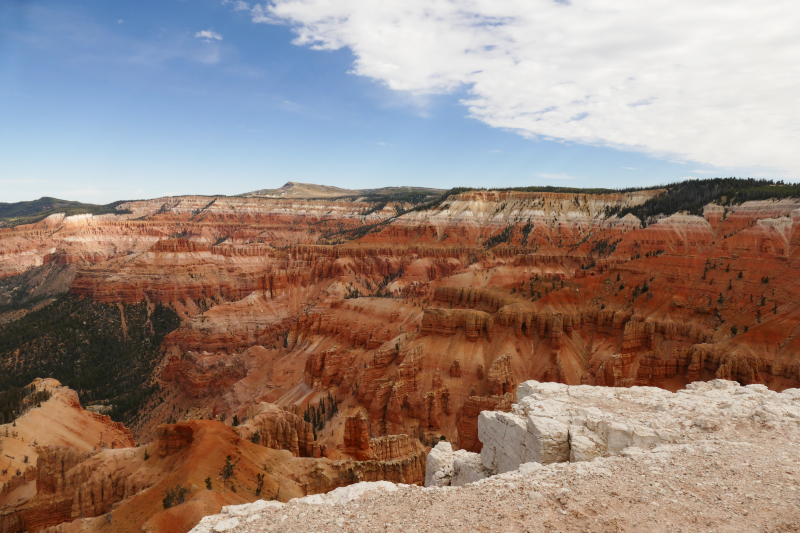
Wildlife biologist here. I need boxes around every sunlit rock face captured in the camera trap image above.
[426,378,800,485]
[3,189,800,532]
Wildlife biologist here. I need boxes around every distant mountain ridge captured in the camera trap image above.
[0,184,443,228]
[6,179,799,231]
[238,181,444,199]
[0,197,130,228]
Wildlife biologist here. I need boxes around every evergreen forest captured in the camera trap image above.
[0,294,180,423]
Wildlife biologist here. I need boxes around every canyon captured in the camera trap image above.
[190,378,800,533]
[1,181,800,531]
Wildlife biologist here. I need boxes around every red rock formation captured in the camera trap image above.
[456,394,514,452]
[157,424,195,457]
[308,449,427,491]
[342,412,371,460]
[449,360,462,377]
[487,354,516,395]
[421,308,493,341]
[237,403,316,457]
[0,445,159,533]
[368,434,424,462]
[0,381,145,533]
[434,286,513,312]
[5,189,800,532]
[161,351,247,398]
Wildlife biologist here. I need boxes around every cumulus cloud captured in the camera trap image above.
[195,29,223,42]
[251,4,280,24]
[253,0,800,175]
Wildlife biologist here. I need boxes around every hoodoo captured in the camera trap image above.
[2,179,800,531]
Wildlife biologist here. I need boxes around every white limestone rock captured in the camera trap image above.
[190,501,284,533]
[189,482,396,532]
[297,481,398,505]
[212,518,240,532]
[478,411,530,474]
[474,378,800,477]
[425,441,456,487]
[452,453,491,486]
[524,415,569,464]
[221,500,277,517]
[568,426,604,463]
[425,441,490,487]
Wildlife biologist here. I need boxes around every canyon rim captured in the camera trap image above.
[0,180,799,531]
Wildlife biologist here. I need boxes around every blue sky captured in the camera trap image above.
[1,0,796,204]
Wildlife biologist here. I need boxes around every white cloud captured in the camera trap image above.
[252,4,280,24]
[254,0,800,175]
[195,29,223,42]
[537,173,575,181]
[691,169,716,174]
[622,167,637,170]
[223,0,251,11]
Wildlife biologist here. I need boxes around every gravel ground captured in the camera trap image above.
[194,421,800,533]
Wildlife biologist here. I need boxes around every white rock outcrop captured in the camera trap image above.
[191,379,800,529]
[188,482,398,533]
[452,452,491,486]
[424,441,491,487]
[296,481,398,505]
[478,379,800,475]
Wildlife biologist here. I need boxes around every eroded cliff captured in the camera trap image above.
[2,186,800,532]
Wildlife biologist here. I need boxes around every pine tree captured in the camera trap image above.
[255,473,264,496]
[220,455,236,492]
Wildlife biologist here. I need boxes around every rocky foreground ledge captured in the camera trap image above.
[191,380,800,532]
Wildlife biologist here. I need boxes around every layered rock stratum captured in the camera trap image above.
[1,184,800,531]
[187,379,800,532]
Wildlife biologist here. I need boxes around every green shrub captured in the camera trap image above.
[162,485,188,509]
